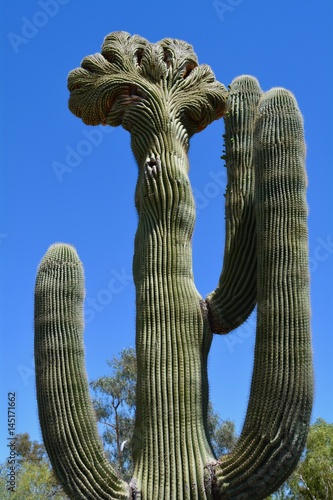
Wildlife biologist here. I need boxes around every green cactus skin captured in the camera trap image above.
[209,86,313,498]
[34,32,313,500]
[34,244,130,499]
[206,76,261,333]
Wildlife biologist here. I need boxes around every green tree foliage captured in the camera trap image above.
[207,402,237,456]
[14,432,46,466]
[267,418,333,499]
[0,460,69,500]
[286,418,333,499]
[90,347,137,481]
[0,433,69,499]
[90,347,237,481]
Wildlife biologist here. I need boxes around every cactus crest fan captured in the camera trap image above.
[34,31,313,500]
[67,31,227,163]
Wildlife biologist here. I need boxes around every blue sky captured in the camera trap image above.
[1,0,332,464]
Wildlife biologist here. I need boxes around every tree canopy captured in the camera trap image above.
[0,433,69,499]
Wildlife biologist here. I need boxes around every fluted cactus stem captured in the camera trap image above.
[34,244,130,500]
[211,88,313,498]
[132,141,215,498]
[206,76,261,333]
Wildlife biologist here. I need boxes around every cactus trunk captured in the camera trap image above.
[131,134,214,497]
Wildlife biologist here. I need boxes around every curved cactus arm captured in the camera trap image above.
[207,89,313,499]
[206,76,262,334]
[34,243,130,500]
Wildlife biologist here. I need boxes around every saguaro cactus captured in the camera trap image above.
[34,31,313,499]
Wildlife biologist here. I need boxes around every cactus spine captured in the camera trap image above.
[34,32,313,499]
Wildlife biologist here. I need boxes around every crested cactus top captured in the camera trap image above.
[67,31,227,143]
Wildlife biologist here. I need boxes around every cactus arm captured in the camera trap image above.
[209,89,313,499]
[206,76,262,333]
[34,244,130,500]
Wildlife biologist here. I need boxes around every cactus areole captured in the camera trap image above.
[34,32,313,499]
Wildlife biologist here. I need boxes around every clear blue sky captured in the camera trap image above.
[1,1,332,463]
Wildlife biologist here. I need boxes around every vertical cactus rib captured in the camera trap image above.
[211,89,313,499]
[34,243,130,500]
[206,76,262,334]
